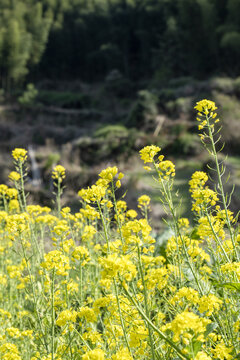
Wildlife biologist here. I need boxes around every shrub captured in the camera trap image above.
[128,90,158,128]
[94,124,129,139]
[210,77,235,94]
[214,93,240,154]
[0,88,5,104]
[170,132,202,156]
[166,97,193,117]
[37,90,91,109]
[18,83,38,106]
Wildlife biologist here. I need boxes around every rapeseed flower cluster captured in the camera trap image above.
[52,165,66,182]
[8,171,21,182]
[40,250,70,276]
[0,100,239,359]
[195,99,219,131]
[12,148,28,163]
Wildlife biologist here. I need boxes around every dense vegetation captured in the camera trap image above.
[0,100,239,360]
[1,0,240,89]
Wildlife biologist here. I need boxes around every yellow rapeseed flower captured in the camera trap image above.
[98,166,118,183]
[138,195,150,209]
[139,145,161,163]
[195,352,212,360]
[0,184,8,195]
[163,310,211,342]
[112,348,133,360]
[195,99,219,131]
[198,294,223,316]
[40,250,70,276]
[82,348,105,360]
[52,165,66,181]
[8,171,21,182]
[6,188,18,199]
[211,341,233,360]
[78,185,106,203]
[195,99,217,114]
[56,309,77,327]
[12,148,28,162]
[157,159,175,179]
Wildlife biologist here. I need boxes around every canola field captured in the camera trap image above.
[0,100,239,360]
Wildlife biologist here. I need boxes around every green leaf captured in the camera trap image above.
[192,340,202,356]
[190,228,200,240]
[205,322,218,337]
[214,282,240,292]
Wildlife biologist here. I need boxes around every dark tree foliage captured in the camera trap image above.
[0,0,53,90]
[1,0,240,89]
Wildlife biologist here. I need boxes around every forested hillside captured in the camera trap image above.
[1,0,240,89]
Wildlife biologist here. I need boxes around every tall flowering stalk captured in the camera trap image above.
[52,165,66,218]
[195,99,238,260]
[12,148,28,211]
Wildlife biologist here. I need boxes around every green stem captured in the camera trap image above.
[122,285,190,360]
[113,278,133,356]
[206,114,238,260]
[19,163,27,211]
[61,333,75,358]
[79,263,83,305]
[74,328,92,350]
[2,195,8,212]
[137,243,156,360]
[97,199,133,356]
[154,163,203,295]
[111,181,125,248]
[21,241,48,351]
[205,210,230,262]
[97,201,110,253]
[57,179,61,218]
[51,269,55,360]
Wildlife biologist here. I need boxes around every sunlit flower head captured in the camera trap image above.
[138,195,150,209]
[8,171,21,182]
[195,99,219,131]
[12,148,28,163]
[139,145,161,163]
[52,165,66,182]
[194,99,217,114]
